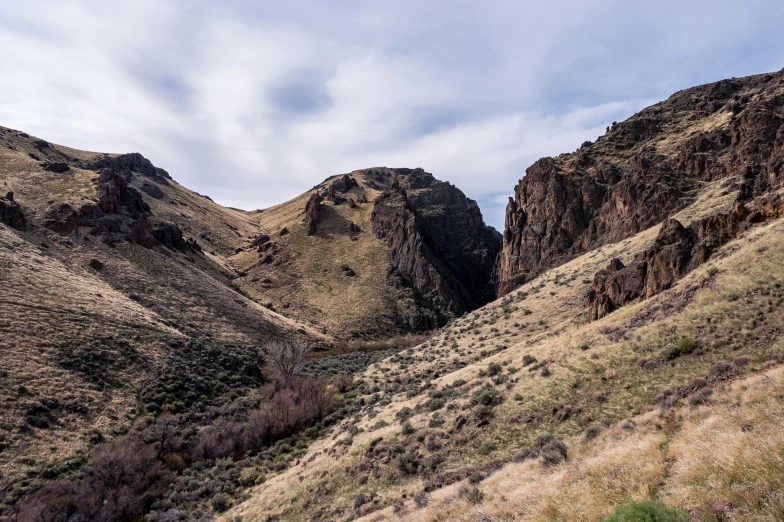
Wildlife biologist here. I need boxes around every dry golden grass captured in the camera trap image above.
[232,169,431,338]
[358,367,784,522]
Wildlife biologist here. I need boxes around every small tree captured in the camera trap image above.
[264,340,311,387]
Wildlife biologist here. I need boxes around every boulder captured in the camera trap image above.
[41,162,70,173]
[0,192,26,230]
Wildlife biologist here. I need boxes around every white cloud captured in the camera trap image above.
[0,0,782,229]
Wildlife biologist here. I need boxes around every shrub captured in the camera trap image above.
[413,490,429,508]
[459,485,484,504]
[688,388,713,407]
[665,337,696,360]
[540,441,568,468]
[401,421,415,435]
[522,354,537,366]
[603,500,687,522]
[690,377,707,389]
[471,386,502,407]
[513,447,536,462]
[487,363,502,376]
[396,407,414,423]
[211,492,231,512]
[583,425,602,443]
[396,451,420,475]
[478,441,496,455]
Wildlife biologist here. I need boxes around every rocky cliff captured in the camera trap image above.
[496,69,784,295]
[371,168,501,329]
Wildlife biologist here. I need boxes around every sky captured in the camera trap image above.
[1,1,782,230]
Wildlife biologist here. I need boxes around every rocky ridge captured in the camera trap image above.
[496,69,784,296]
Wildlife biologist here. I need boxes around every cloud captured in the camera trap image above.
[0,0,782,230]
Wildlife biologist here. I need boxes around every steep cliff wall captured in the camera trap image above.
[496,70,784,295]
[371,168,501,329]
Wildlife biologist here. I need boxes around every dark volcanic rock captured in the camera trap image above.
[304,193,322,236]
[44,168,198,253]
[89,258,104,271]
[586,193,784,321]
[370,168,501,328]
[41,162,70,173]
[24,415,49,429]
[497,70,784,295]
[97,168,149,216]
[0,191,26,230]
[251,234,271,248]
[90,152,171,183]
[140,181,165,199]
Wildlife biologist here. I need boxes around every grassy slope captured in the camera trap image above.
[226,181,784,521]
[0,133,326,493]
[232,170,419,338]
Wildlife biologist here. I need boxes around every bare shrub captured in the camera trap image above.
[265,340,312,386]
[245,377,336,450]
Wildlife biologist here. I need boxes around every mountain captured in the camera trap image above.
[496,69,784,295]
[232,167,500,338]
[220,69,784,522]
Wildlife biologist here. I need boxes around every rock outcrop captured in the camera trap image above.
[304,193,322,236]
[496,69,784,295]
[371,168,501,328]
[90,153,171,183]
[0,191,26,230]
[586,192,784,321]
[41,162,70,173]
[45,168,197,252]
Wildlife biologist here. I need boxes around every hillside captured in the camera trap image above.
[0,129,498,508]
[496,69,784,295]
[231,167,500,338]
[0,128,333,495]
[218,70,784,522]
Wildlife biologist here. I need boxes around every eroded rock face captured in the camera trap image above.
[324,174,359,203]
[0,191,26,231]
[371,168,501,329]
[497,70,784,295]
[585,193,784,321]
[304,193,322,236]
[97,169,150,216]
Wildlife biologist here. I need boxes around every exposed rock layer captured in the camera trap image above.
[45,168,197,252]
[90,153,171,182]
[496,70,784,295]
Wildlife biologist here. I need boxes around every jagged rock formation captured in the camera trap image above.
[45,168,197,252]
[90,152,172,183]
[41,161,70,173]
[324,174,359,204]
[497,69,784,295]
[586,190,784,321]
[0,191,26,230]
[371,168,501,328]
[304,193,322,235]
